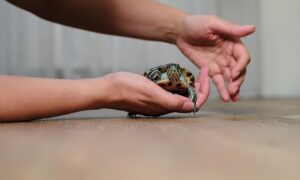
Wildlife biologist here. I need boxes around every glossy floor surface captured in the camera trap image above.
[1,98,300,180]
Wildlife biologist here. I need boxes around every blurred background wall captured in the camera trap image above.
[0,0,299,98]
[260,0,300,97]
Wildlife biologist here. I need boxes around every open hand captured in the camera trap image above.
[176,15,255,102]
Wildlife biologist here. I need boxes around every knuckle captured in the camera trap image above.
[166,99,177,109]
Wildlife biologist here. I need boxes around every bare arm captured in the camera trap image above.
[0,70,210,122]
[4,0,255,121]
[7,0,185,43]
[7,0,255,102]
[0,76,99,122]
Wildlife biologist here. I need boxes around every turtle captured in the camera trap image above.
[128,63,197,117]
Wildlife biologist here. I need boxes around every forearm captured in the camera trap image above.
[0,76,104,122]
[7,0,186,43]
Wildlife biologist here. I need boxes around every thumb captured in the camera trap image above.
[210,16,256,38]
[156,88,194,113]
[172,94,194,113]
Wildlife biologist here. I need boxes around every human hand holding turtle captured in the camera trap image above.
[175,15,256,102]
[97,67,210,116]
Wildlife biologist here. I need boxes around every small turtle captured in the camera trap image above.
[128,63,197,117]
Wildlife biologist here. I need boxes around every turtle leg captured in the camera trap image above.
[127,112,137,118]
[149,63,179,72]
[187,85,197,114]
[145,63,181,81]
[145,69,161,82]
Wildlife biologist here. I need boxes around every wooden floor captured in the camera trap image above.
[1,98,300,180]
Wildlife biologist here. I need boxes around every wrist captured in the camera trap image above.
[163,10,187,44]
[79,75,115,110]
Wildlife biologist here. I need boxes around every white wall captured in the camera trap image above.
[261,0,300,97]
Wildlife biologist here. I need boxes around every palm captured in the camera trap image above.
[176,16,255,101]
[178,37,235,76]
[104,70,210,116]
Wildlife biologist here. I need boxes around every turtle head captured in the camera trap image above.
[167,64,181,82]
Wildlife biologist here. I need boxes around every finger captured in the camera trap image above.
[194,67,208,95]
[196,67,210,109]
[154,90,201,114]
[173,94,194,113]
[224,68,231,81]
[232,43,250,79]
[158,91,193,113]
[231,89,240,102]
[212,74,230,102]
[209,16,256,38]
[229,70,246,95]
[181,101,195,113]
[195,69,202,84]
[228,70,246,101]
[194,68,205,93]
[230,58,237,71]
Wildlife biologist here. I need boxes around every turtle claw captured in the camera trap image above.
[127,112,137,118]
[193,103,197,116]
[188,85,197,116]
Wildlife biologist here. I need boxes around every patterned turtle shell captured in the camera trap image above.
[128,63,197,117]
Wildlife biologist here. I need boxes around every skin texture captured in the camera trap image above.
[98,68,209,116]
[176,16,255,101]
[1,0,255,121]
[0,69,209,122]
[0,76,96,121]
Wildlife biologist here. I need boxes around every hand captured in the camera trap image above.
[176,15,255,102]
[95,70,209,116]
